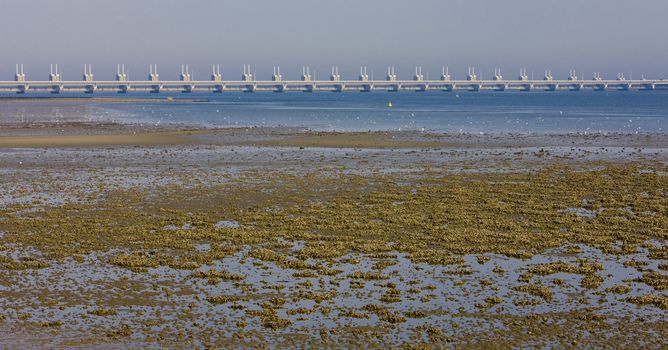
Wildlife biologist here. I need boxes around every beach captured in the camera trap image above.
[0,97,666,348]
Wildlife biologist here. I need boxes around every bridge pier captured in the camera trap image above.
[568,83,583,91]
[593,84,607,91]
[241,64,255,92]
[244,84,257,93]
[386,66,397,82]
[51,84,64,94]
[211,64,222,82]
[83,64,94,82]
[15,64,26,83]
[242,64,253,82]
[179,64,194,93]
[49,64,62,93]
[116,64,129,93]
[274,84,286,93]
[330,66,342,91]
[149,64,160,82]
[440,66,451,81]
[359,66,370,92]
[84,65,97,93]
[440,84,453,92]
[148,64,160,93]
[272,66,283,83]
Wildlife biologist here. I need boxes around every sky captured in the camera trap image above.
[0,0,666,81]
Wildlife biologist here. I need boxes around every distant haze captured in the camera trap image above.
[1,0,666,81]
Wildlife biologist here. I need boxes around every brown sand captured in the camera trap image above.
[246,132,447,148]
[0,129,442,149]
[0,131,195,147]
[1,124,667,149]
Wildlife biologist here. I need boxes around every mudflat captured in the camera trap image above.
[0,121,666,349]
[0,132,194,147]
[2,122,667,148]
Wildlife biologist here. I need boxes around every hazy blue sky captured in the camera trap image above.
[1,0,666,80]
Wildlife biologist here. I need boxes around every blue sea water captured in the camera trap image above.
[11,90,668,134]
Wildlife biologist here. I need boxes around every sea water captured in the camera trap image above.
[3,90,668,134]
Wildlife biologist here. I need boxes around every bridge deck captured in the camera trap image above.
[0,79,665,93]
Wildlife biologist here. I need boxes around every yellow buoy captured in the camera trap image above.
[388,101,393,108]
[167,97,174,102]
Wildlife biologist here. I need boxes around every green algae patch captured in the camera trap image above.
[380,288,402,303]
[1,157,667,348]
[627,294,668,310]
[191,269,245,281]
[635,271,668,291]
[513,285,554,302]
[475,296,503,310]
[0,257,50,270]
[40,320,63,328]
[108,252,160,272]
[605,285,631,294]
[340,309,370,319]
[296,291,335,303]
[207,295,241,304]
[348,271,389,280]
[409,251,465,265]
[3,164,667,267]
[525,261,603,276]
[106,324,133,338]
[88,308,118,317]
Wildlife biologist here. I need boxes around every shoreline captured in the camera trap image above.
[1,124,667,148]
[0,130,196,147]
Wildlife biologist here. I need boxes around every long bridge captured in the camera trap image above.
[1,64,666,94]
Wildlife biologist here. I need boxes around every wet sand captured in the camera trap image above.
[0,131,195,147]
[2,124,667,149]
[0,120,666,349]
